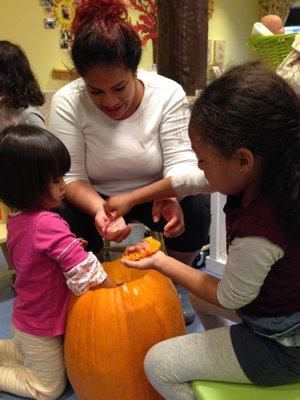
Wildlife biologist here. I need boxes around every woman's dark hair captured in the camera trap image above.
[71,0,142,76]
[190,61,300,237]
[0,41,44,109]
[0,124,70,210]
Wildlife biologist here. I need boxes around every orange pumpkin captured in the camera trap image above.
[64,259,185,400]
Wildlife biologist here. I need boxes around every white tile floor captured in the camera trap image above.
[0,227,203,400]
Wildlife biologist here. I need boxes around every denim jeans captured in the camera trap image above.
[240,312,300,347]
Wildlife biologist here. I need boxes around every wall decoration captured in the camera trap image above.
[53,0,75,30]
[41,0,158,55]
[126,0,157,63]
[40,0,77,50]
[43,17,56,29]
[41,0,54,11]
[41,0,159,77]
[208,0,215,19]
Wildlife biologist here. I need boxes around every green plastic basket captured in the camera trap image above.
[246,33,296,71]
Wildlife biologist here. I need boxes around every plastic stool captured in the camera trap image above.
[190,380,300,400]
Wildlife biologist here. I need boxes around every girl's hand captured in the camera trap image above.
[78,237,88,248]
[123,241,150,257]
[152,198,185,238]
[95,207,131,242]
[121,250,166,270]
[104,192,135,217]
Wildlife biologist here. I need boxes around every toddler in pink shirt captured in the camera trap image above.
[0,124,115,400]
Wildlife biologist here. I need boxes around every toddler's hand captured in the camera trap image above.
[95,207,131,242]
[105,216,131,241]
[78,237,88,248]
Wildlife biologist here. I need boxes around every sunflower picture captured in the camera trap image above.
[53,0,76,30]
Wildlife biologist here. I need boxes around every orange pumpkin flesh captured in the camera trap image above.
[64,260,185,400]
[123,236,161,261]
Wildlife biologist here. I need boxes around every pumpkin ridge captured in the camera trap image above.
[65,259,184,399]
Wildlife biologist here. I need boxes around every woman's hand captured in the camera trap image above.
[121,250,166,270]
[94,207,131,242]
[104,192,135,217]
[152,198,185,238]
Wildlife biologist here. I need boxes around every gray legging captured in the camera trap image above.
[144,327,250,400]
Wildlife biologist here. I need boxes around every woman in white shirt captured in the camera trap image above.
[49,0,210,273]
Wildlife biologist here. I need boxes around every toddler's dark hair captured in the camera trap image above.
[71,0,141,75]
[0,41,44,109]
[190,61,300,237]
[0,124,70,210]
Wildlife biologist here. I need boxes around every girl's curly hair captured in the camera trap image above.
[0,41,44,109]
[190,61,300,237]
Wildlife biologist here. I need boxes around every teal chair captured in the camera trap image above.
[190,380,300,400]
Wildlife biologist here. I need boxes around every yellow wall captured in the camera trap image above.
[0,1,64,91]
[0,1,260,91]
[129,8,154,70]
[208,0,261,68]
[0,1,153,91]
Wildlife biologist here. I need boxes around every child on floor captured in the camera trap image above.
[0,125,115,400]
[105,62,300,399]
[0,41,45,131]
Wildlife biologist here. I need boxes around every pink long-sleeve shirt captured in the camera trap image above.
[7,210,96,336]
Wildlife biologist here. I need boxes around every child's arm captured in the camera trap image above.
[72,237,116,289]
[63,250,116,294]
[121,233,284,309]
[104,177,175,217]
[35,212,117,294]
[90,274,116,289]
[122,251,220,306]
[104,170,210,217]
[216,236,284,309]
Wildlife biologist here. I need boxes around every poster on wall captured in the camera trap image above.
[40,0,78,50]
[41,0,215,52]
